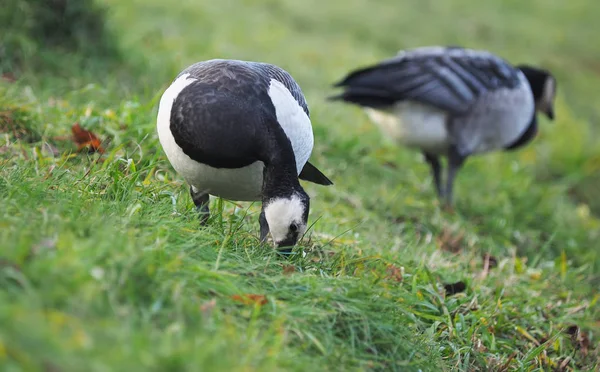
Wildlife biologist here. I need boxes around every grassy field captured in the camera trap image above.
[1,0,599,370]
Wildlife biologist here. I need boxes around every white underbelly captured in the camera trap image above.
[158,131,264,201]
[365,102,449,153]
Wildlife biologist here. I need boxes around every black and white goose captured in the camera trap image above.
[157,59,332,251]
[330,46,556,206]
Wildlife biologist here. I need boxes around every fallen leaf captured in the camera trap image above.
[443,281,467,296]
[480,253,498,279]
[471,334,487,353]
[0,111,40,143]
[442,204,455,214]
[498,352,518,372]
[385,264,403,282]
[566,325,579,336]
[484,357,503,371]
[566,325,590,356]
[282,265,296,275]
[1,72,17,83]
[200,298,217,318]
[231,294,268,306]
[482,253,498,268]
[556,356,572,371]
[437,227,464,253]
[71,122,105,154]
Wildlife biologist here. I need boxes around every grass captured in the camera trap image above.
[1,0,599,370]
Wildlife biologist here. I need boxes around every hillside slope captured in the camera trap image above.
[1,0,598,370]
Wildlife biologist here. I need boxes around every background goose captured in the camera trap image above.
[330,46,556,207]
[157,59,332,251]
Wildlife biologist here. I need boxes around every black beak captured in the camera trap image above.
[276,235,299,256]
[546,107,555,121]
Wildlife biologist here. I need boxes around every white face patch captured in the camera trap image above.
[264,194,307,245]
[267,79,314,175]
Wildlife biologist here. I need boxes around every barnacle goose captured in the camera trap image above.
[330,46,556,206]
[157,59,333,251]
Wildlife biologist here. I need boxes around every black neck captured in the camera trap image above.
[262,162,302,201]
[504,114,538,151]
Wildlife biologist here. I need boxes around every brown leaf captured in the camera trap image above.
[480,253,499,279]
[482,253,498,268]
[0,111,38,143]
[231,294,268,306]
[566,325,579,336]
[199,298,217,318]
[442,204,455,214]
[471,335,487,353]
[282,265,296,275]
[566,325,590,357]
[71,123,105,154]
[555,356,572,371]
[1,72,17,83]
[437,227,465,253]
[498,352,518,372]
[385,264,403,282]
[443,281,467,296]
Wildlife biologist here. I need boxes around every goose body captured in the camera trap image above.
[157,59,332,249]
[331,46,556,206]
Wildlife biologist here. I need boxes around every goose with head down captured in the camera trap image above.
[330,46,556,207]
[157,59,333,252]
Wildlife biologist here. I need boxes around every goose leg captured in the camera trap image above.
[259,208,269,243]
[445,147,467,207]
[190,186,210,225]
[423,152,445,200]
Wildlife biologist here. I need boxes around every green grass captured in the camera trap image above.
[1,0,599,370]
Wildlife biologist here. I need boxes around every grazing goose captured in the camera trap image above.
[157,59,332,251]
[330,46,556,206]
